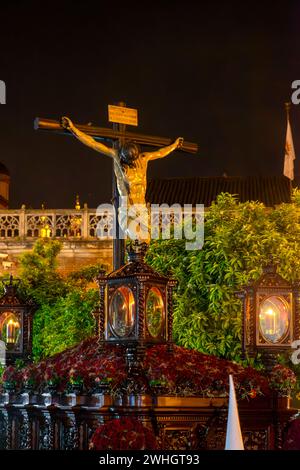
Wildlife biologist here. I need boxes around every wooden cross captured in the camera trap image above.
[34,104,198,269]
[34,115,198,152]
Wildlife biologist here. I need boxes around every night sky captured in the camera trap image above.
[0,0,299,209]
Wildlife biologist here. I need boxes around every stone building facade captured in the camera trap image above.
[0,204,113,276]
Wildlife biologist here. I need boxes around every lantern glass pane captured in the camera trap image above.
[109,287,135,337]
[259,296,290,344]
[1,313,21,349]
[146,287,164,337]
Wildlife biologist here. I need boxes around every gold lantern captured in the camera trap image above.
[237,263,300,367]
[0,276,35,364]
[97,242,176,362]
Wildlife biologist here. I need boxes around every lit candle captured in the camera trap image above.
[265,308,276,335]
[6,319,20,344]
[6,319,15,344]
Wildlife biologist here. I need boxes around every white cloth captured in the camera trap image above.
[118,201,150,242]
[225,375,244,450]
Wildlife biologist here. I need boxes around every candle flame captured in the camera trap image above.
[265,308,275,316]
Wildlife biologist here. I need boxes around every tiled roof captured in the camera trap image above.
[146,176,292,207]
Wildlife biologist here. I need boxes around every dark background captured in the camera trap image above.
[0,0,299,209]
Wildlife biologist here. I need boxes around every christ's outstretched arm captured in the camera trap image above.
[61,116,129,197]
[143,137,184,160]
[61,116,117,158]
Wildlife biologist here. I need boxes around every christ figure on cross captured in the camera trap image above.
[61,116,183,242]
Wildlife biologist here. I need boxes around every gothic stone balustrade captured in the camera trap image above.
[0,206,199,240]
[0,206,115,240]
[0,206,201,276]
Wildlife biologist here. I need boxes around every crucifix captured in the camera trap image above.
[34,103,198,269]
